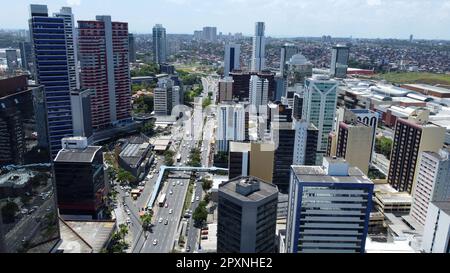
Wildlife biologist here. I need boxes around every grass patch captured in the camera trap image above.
[182,179,195,214]
[377,72,450,86]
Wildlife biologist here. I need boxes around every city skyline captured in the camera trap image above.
[1,0,450,40]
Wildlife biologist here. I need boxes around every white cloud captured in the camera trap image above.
[67,0,82,6]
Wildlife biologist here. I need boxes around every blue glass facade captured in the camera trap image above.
[30,16,73,157]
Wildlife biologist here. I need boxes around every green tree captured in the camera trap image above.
[375,137,393,158]
[202,179,213,192]
[192,203,208,227]
[117,169,136,186]
[164,150,175,166]
[141,211,153,231]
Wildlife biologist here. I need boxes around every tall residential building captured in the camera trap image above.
[228,142,275,183]
[411,149,450,227]
[330,44,350,78]
[229,70,275,101]
[78,16,132,129]
[0,75,49,166]
[216,103,245,152]
[70,89,93,138]
[280,43,299,77]
[302,75,339,165]
[53,137,106,219]
[153,24,167,64]
[292,119,319,166]
[224,43,240,77]
[251,22,266,72]
[286,158,374,253]
[348,109,379,163]
[249,75,269,114]
[218,176,278,253]
[327,118,374,175]
[422,201,450,253]
[128,33,136,63]
[29,4,74,157]
[202,26,217,42]
[54,7,79,90]
[218,77,233,103]
[388,110,445,194]
[153,77,181,116]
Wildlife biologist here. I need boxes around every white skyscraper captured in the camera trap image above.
[224,43,240,77]
[216,103,245,152]
[411,149,450,227]
[251,22,266,72]
[302,75,339,164]
[249,75,269,114]
[54,7,79,90]
[280,43,299,77]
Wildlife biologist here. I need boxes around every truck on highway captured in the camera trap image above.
[176,154,182,162]
[158,193,167,207]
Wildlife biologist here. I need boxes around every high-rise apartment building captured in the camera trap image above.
[422,201,450,253]
[251,22,266,72]
[218,77,233,103]
[328,120,373,175]
[228,142,275,183]
[286,158,374,253]
[330,45,350,78]
[411,149,450,226]
[388,110,445,194]
[271,122,295,193]
[302,75,339,165]
[53,137,106,219]
[292,119,319,166]
[202,26,217,42]
[224,43,240,77]
[218,176,278,253]
[216,103,245,152]
[54,7,79,90]
[78,16,132,129]
[5,49,18,71]
[70,89,92,138]
[128,33,136,63]
[153,24,167,64]
[29,4,74,157]
[249,75,269,114]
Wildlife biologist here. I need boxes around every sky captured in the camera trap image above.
[1,0,450,40]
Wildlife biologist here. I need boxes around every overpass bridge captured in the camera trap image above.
[147,166,228,209]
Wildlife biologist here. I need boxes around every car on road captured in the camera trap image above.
[172,182,176,187]
[180,182,184,186]
[165,203,169,208]
[169,190,173,195]
[158,217,163,223]
[126,210,131,216]
[196,196,200,202]
[177,181,180,185]
[164,219,169,225]
[126,218,131,224]
[169,209,173,214]
[153,239,158,246]
[186,246,191,252]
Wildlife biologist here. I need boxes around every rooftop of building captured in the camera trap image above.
[120,142,152,167]
[402,83,450,94]
[375,191,412,205]
[219,176,278,202]
[54,146,102,163]
[291,158,373,185]
[56,219,116,253]
[365,237,419,253]
[200,223,217,253]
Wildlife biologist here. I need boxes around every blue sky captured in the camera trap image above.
[2,0,450,39]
